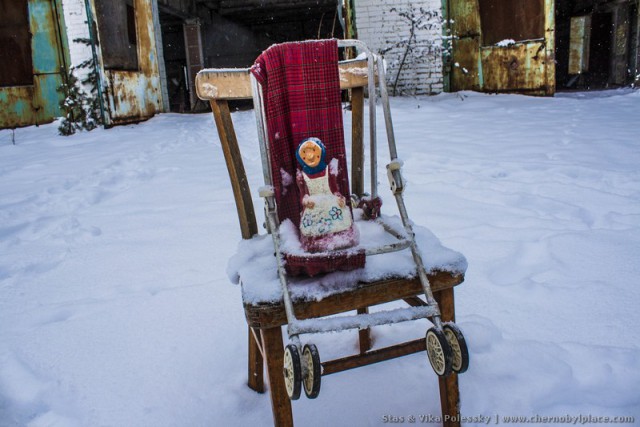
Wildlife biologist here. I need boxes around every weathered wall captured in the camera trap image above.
[61,0,166,125]
[354,0,445,95]
[0,0,67,129]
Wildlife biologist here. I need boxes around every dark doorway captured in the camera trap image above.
[555,0,639,91]
[587,11,613,87]
[0,0,33,87]
[159,11,190,112]
[199,0,343,70]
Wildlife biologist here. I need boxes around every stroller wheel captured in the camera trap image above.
[283,344,302,400]
[426,327,453,377]
[302,343,321,399]
[443,323,469,374]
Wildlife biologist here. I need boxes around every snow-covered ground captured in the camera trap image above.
[1,90,639,426]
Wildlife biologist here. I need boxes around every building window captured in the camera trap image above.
[0,0,33,87]
[94,0,139,70]
[478,0,545,46]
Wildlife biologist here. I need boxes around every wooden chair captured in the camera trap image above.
[196,56,465,427]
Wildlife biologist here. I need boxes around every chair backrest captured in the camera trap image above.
[195,55,374,240]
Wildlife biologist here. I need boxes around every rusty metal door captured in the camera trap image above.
[94,0,163,125]
[0,0,66,128]
[448,0,555,95]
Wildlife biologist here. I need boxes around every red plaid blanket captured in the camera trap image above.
[251,40,365,276]
[251,39,350,227]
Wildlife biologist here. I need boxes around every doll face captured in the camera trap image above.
[299,141,322,168]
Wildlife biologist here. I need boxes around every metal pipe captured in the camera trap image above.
[251,73,274,186]
[377,56,399,160]
[83,0,107,126]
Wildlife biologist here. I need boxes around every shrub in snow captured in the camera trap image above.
[58,38,102,136]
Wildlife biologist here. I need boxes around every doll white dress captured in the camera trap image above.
[299,169,352,238]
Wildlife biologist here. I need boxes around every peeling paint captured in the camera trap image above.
[448,0,555,95]
[1,0,65,129]
[99,0,163,125]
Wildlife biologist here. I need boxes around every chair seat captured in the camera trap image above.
[228,213,467,328]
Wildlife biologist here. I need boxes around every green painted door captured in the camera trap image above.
[0,0,66,128]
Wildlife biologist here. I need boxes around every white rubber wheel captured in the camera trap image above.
[443,323,469,374]
[283,344,302,400]
[426,327,453,377]
[302,344,321,399]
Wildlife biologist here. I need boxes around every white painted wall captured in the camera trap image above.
[355,0,445,95]
[60,0,95,92]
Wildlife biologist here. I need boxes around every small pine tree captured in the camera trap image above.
[58,38,103,135]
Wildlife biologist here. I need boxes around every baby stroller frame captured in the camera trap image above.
[251,39,469,400]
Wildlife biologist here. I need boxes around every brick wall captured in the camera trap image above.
[355,0,445,95]
[61,0,95,92]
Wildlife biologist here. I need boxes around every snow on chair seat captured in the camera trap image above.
[228,214,467,306]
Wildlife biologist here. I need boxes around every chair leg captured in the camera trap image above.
[248,326,265,393]
[357,307,372,353]
[260,327,294,427]
[434,288,461,427]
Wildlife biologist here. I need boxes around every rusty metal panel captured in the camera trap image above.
[611,3,630,86]
[569,15,591,75]
[449,0,554,95]
[451,37,481,91]
[0,0,65,129]
[30,0,64,74]
[449,0,481,37]
[543,0,556,95]
[99,0,163,125]
[448,0,481,91]
[480,42,548,93]
[95,0,139,70]
[0,86,37,128]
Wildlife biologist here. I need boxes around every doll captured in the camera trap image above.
[295,138,359,253]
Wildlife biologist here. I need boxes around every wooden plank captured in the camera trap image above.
[196,59,372,100]
[357,307,372,353]
[210,100,258,239]
[248,327,265,393]
[321,338,425,376]
[244,270,464,328]
[435,288,461,427]
[197,69,252,100]
[260,327,293,427]
[350,87,365,197]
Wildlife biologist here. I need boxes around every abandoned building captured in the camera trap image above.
[1,0,639,130]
